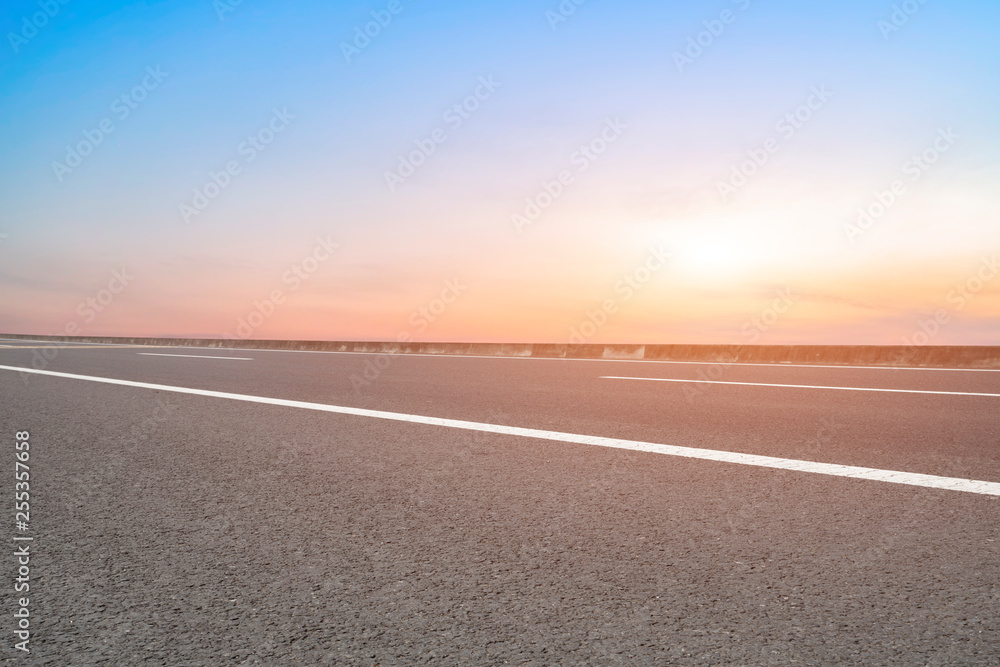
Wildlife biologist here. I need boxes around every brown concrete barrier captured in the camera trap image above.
[2,333,999,368]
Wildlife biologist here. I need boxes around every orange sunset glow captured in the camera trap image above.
[1,1,997,345]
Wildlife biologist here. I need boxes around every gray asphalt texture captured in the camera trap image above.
[1,342,999,665]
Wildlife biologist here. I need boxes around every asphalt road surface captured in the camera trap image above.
[1,339,999,665]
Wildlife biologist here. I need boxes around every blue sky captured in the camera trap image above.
[1,0,998,343]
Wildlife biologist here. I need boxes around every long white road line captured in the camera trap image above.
[601,376,1000,397]
[137,353,253,360]
[5,364,1000,497]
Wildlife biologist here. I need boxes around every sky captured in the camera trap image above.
[1,0,998,345]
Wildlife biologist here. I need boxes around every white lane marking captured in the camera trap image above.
[0,337,997,372]
[259,351,1000,372]
[3,364,1000,497]
[0,338,138,347]
[0,337,82,344]
[601,376,1000,397]
[138,353,252,361]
